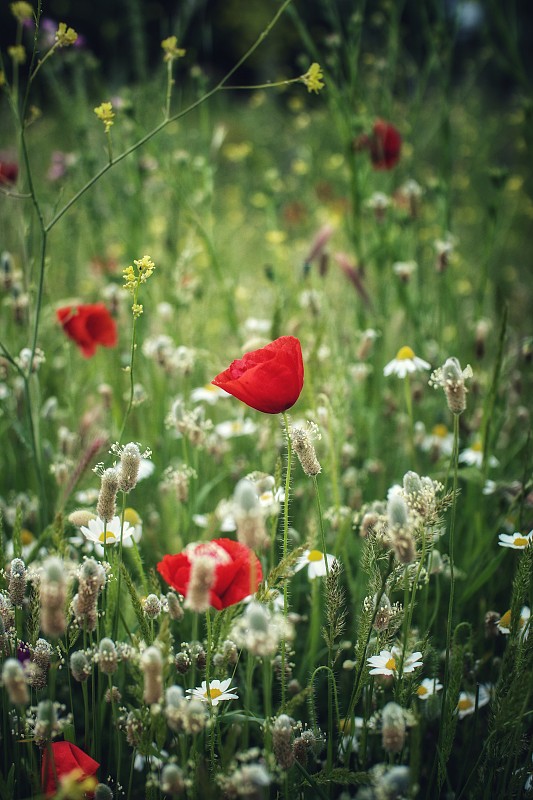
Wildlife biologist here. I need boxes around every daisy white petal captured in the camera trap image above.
[498,531,532,550]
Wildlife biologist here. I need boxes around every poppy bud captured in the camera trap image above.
[212,336,304,415]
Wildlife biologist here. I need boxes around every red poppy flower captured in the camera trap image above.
[211,335,304,414]
[368,120,402,170]
[157,538,263,610]
[0,161,19,186]
[41,741,99,797]
[57,303,117,358]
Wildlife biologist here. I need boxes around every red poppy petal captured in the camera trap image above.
[85,306,118,347]
[157,553,191,595]
[42,741,99,795]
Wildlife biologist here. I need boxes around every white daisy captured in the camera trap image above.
[416,677,443,700]
[190,384,230,404]
[459,441,499,469]
[497,606,530,637]
[215,419,258,439]
[456,684,491,719]
[420,423,454,458]
[498,530,532,550]
[80,516,135,554]
[123,508,143,543]
[367,647,423,677]
[137,458,155,481]
[383,346,430,379]
[294,549,337,579]
[186,678,238,706]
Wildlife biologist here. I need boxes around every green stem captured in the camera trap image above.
[340,554,394,761]
[118,298,139,444]
[243,652,255,749]
[280,412,293,709]
[312,475,329,576]
[438,413,460,750]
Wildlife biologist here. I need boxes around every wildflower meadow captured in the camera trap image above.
[1,1,532,798]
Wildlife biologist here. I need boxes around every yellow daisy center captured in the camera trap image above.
[21,528,35,546]
[417,685,428,696]
[432,424,449,438]
[396,346,415,360]
[308,549,324,562]
[457,697,473,712]
[513,536,529,547]
[499,610,511,628]
[385,656,396,671]
[98,531,117,543]
[339,718,352,733]
[205,687,222,699]
[124,508,141,526]
[471,441,482,452]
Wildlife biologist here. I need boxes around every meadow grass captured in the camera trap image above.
[0,1,532,798]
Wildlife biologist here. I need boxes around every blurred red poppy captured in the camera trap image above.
[212,335,304,414]
[368,120,402,170]
[354,120,402,170]
[157,538,262,610]
[57,303,117,358]
[41,741,99,797]
[0,161,18,185]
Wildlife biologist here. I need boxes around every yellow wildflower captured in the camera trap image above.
[123,255,156,317]
[8,45,26,65]
[301,63,325,94]
[55,22,78,47]
[161,36,186,63]
[10,2,34,22]
[94,101,115,133]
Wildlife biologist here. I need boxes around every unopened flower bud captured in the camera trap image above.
[429,357,473,416]
[360,511,380,538]
[140,646,163,704]
[8,558,26,607]
[94,784,114,800]
[118,443,141,493]
[35,699,57,744]
[2,658,29,705]
[391,530,416,564]
[291,425,321,477]
[40,556,68,637]
[31,638,53,684]
[175,651,191,674]
[98,638,118,674]
[272,714,295,770]
[161,764,185,794]
[105,686,122,704]
[233,478,259,513]
[377,765,411,798]
[96,467,119,522]
[68,509,96,527]
[143,594,162,619]
[382,702,406,754]
[166,591,184,621]
[70,650,92,682]
[387,492,408,529]
[184,556,215,613]
[72,558,106,631]
[373,593,392,631]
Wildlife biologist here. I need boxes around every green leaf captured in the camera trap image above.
[460,552,505,602]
